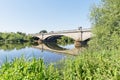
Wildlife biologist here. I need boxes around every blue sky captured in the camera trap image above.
[0,0,100,33]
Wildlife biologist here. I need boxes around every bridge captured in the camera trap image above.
[32,28,92,46]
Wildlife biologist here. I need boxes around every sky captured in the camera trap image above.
[0,0,100,33]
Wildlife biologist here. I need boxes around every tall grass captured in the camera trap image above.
[0,49,120,80]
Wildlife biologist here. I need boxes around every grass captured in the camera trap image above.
[0,49,120,80]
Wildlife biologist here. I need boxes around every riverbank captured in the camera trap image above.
[0,32,33,43]
[0,49,119,80]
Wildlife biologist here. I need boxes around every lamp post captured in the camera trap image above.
[78,26,82,41]
[42,33,43,40]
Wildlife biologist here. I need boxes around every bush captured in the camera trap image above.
[89,0,120,50]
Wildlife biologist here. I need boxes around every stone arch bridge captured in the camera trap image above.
[31,28,92,46]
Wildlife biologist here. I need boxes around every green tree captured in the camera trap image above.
[89,0,120,50]
[57,36,74,46]
[1,33,9,40]
[39,30,47,33]
[0,32,33,43]
[0,33,3,40]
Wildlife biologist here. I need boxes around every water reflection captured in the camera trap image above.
[0,42,82,65]
[44,42,67,50]
[0,42,35,51]
[34,42,81,55]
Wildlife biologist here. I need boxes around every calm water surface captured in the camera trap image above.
[0,43,81,65]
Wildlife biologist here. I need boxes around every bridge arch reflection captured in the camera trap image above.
[33,42,82,55]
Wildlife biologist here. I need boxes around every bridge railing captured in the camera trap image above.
[32,28,91,36]
[45,28,91,34]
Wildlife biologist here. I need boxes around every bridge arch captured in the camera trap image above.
[32,36,40,40]
[44,35,74,42]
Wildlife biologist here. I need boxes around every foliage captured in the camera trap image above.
[89,0,120,50]
[57,36,74,46]
[0,50,120,80]
[0,32,33,43]
[39,30,47,33]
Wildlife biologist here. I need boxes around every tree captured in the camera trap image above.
[39,30,47,33]
[0,33,3,40]
[89,0,120,50]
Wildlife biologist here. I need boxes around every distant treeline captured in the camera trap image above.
[57,36,74,46]
[0,32,33,43]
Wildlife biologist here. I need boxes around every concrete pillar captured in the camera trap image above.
[38,39,43,44]
[74,40,82,47]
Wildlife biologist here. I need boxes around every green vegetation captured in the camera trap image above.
[39,30,47,33]
[57,36,74,46]
[0,32,33,43]
[0,0,120,79]
[89,0,120,50]
[0,32,36,50]
[0,50,120,80]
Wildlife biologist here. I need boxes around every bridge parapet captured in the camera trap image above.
[33,28,91,35]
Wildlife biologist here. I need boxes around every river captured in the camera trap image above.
[0,42,82,65]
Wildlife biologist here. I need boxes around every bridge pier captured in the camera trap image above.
[38,39,43,44]
[74,40,82,47]
[74,40,88,47]
[74,39,90,47]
